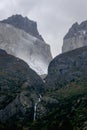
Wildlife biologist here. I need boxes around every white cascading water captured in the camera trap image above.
[33,103,38,121]
[33,94,42,121]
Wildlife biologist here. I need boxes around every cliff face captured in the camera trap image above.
[62,21,87,53]
[1,14,44,41]
[0,22,52,75]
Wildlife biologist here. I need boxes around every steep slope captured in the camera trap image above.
[0,49,44,127]
[46,46,87,89]
[62,21,87,53]
[1,14,44,41]
[29,82,87,130]
[1,47,87,130]
[0,22,52,75]
[29,47,87,130]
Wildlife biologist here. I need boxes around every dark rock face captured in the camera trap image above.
[1,14,44,41]
[62,21,87,53]
[46,47,87,89]
[64,22,79,39]
[0,49,44,123]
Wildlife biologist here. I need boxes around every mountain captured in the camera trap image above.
[46,46,87,89]
[62,21,87,53]
[29,47,87,130]
[0,49,44,128]
[1,14,44,41]
[0,47,87,130]
[0,20,52,75]
[1,15,87,130]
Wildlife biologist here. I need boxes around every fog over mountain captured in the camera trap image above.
[0,15,52,75]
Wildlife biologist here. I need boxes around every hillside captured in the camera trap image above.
[0,47,87,130]
[0,49,44,129]
[46,46,87,89]
[29,47,87,130]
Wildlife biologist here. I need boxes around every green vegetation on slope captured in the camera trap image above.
[29,81,87,130]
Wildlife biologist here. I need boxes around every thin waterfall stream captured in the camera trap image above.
[33,94,42,121]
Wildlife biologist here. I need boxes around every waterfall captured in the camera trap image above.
[33,103,38,121]
[33,94,42,121]
[38,94,42,102]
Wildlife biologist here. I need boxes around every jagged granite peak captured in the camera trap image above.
[0,22,52,75]
[1,14,44,41]
[0,49,44,123]
[62,20,87,53]
[64,22,79,39]
[46,46,87,89]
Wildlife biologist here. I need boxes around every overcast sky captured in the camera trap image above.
[0,0,87,57]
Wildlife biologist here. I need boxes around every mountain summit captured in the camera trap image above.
[0,15,52,75]
[1,14,44,41]
[62,20,87,53]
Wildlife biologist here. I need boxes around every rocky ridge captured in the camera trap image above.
[0,22,52,75]
[1,14,44,41]
[62,21,87,53]
[46,46,87,89]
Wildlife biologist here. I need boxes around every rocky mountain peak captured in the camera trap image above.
[62,20,87,53]
[0,16,52,75]
[64,22,79,39]
[1,14,44,41]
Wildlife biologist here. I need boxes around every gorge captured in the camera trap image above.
[0,17,87,130]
